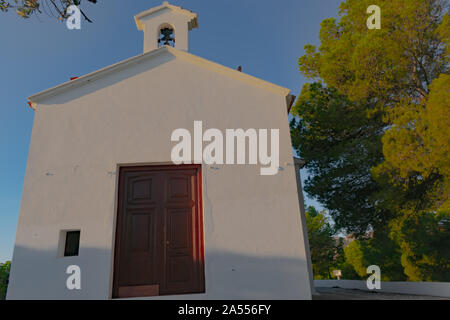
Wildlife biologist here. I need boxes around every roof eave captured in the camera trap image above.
[28,46,290,105]
[28,46,170,104]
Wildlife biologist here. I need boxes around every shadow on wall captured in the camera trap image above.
[7,245,311,300]
[7,246,112,300]
[203,249,311,300]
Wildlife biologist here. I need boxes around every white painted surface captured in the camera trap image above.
[294,160,315,295]
[7,45,312,299]
[135,2,198,53]
[315,280,450,298]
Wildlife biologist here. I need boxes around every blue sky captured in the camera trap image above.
[0,0,342,262]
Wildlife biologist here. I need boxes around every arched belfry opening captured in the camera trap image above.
[158,24,175,47]
[135,1,198,53]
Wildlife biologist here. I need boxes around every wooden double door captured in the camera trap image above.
[113,165,205,298]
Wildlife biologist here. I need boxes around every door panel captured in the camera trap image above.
[168,209,191,249]
[167,175,191,201]
[163,208,195,294]
[113,165,204,298]
[122,209,157,286]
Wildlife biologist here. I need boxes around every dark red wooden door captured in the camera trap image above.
[113,165,204,298]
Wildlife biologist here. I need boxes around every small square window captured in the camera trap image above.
[64,231,80,257]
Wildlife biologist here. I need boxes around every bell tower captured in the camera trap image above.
[135,1,198,53]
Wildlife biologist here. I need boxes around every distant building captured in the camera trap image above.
[334,231,375,249]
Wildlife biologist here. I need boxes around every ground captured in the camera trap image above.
[313,287,449,300]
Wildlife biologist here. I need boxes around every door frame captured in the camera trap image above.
[111,163,205,299]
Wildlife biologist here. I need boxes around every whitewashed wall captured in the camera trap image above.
[7,49,312,300]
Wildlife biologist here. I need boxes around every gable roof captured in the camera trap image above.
[28,46,291,108]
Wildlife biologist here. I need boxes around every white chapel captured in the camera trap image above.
[7,2,313,299]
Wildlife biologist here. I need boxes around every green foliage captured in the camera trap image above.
[390,211,450,281]
[0,0,97,21]
[0,261,11,300]
[305,206,361,280]
[291,83,389,234]
[294,0,449,281]
[344,231,406,281]
[299,0,447,105]
[332,238,361,279]
[373,74,450,220]
[338,262,361,280]
[305,206,336,279]
[343,240,366,277]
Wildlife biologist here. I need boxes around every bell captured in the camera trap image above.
[158,27,175,46]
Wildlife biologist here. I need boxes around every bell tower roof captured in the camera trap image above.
[135,2,198,53]
[135,2,198,31]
